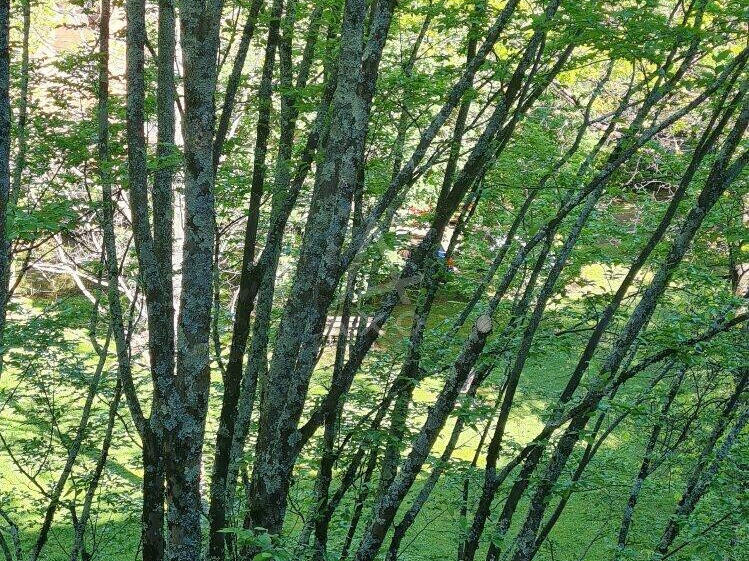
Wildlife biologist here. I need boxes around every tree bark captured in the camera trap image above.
[166,0,223,558]
[0,0,11,380]
[246,0,374,535]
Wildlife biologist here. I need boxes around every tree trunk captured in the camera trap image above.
[615,369,684,555]
[208,0,285,556]
[246,0,372,535]
[507,97,749,561]
[166,0,222,557]
[0,0,11,379]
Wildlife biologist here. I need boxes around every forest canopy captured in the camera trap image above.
[0,0,748,560]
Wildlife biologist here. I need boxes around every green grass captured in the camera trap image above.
[0,270,740,561]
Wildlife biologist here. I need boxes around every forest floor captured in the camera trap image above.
[0,267,705,561]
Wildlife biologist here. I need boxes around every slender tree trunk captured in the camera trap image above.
[226,19,335,533]
[213,0,265,169]
[385,370,489,561]
[460,234,557,561]
[247,0,373,535]
[528,360,679,557]
[615,370,685,556]
[305,265,359,560]
[141,1,178,559]
[339,446,379,561]
[0,0,11,380]
[70,381,122,561]
[208,0,285,556]
[457,385,504,561]
[376,0,486,495]
[309,403,343,561]
[353,310,494,561]
[226,9,331,506]
[125,0,174,553]
[376,272,441,497]
[507,98,749,561]
[0,0,29,352]
[9,0,28,210]
[154,0,175,330]
[653,372,749,558]
[101,3,166,561]
[28,333,112,561]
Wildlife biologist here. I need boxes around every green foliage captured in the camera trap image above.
[220,528,294,561]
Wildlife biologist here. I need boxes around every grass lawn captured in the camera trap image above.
[0,271,738,561]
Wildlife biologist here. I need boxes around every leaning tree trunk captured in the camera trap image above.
[653,375,749,558]
[506,96,749,561]
[615,369,685,555]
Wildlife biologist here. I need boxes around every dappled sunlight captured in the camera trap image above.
[1,0,746,560]
[564,263,654,301]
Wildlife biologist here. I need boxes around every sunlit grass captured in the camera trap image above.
[0,275,728,560]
